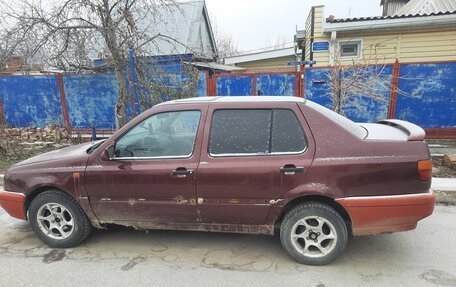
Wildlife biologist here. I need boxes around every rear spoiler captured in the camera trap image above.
[377,119,426,141]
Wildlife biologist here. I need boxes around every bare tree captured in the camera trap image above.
[326,45,409,115]
[211,14,238,61]
[265,34,291,51]
[0,0,201,129]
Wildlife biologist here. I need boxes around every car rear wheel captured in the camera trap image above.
[29,189,92,248]
[280,202,348,265]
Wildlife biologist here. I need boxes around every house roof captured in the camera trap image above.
[326,9,456,23]
[329,0,456,24]
[394,0,456,16]
[186,61,247,71]
[136,1,217,59]
[224,47,296,65]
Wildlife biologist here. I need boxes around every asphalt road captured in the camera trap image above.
[0,205,455,287]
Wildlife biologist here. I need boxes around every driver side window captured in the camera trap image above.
[115,110,201,158]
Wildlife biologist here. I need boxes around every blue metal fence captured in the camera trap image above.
[0,75,63,127]
[396,62,456,128]
[0,62,455,130]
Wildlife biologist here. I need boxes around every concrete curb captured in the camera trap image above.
[431,178,456,192]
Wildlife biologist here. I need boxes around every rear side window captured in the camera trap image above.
[271,109,306,153]
[209,109,271,155]
[209,109,307,156]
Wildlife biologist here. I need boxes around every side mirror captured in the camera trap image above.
[106,145,115,160]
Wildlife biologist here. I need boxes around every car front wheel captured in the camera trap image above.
[29,189,92,248]
[280,202,348,265]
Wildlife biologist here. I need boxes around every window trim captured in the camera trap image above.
[113,109,202,161]
[208,108,308,158]
[338,39,362,59]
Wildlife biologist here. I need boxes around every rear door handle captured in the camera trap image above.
[280,165,304,175]
[172,168,194,177]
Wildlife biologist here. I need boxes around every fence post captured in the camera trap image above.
[296,64,305,98]
[207,74,216,96]
[252,74,257,96]
[388,59,400,119]
[56,73,71,131]
[128,48,137,116]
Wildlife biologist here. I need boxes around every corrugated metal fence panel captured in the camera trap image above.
[304,66,392,123]
[216,75,253,96]
[256,74,296,96]
[396,62,456,128]
[62,74,118,129]
[0,75,63,127]
[197,72,207,97]
[304,68,333,109]
[340,65,392,123]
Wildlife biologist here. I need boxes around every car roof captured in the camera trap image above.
[156,96,307,106]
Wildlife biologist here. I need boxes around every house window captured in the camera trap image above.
[339,41,361,57]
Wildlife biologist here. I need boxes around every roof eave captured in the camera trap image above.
[324,14,456,33]
[223,47,296,65]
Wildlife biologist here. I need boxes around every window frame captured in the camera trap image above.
[339,40,362,58]
[208,108,308,158]
[113,109,202,160]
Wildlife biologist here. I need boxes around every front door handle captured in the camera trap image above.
[171,168,194,177]
[280,165,304,175]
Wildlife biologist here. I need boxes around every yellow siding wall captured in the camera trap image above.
[304,6,456,66]
[312,6,331,65]
[304,8,312,62]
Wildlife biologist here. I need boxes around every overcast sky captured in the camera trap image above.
[205,0,383,52]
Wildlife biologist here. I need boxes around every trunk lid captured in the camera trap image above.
[361,119,426,141]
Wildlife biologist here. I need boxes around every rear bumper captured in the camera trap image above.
[0,188,26,220]
[336,191,435,236]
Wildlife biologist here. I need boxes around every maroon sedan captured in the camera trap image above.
[0,96,435,265]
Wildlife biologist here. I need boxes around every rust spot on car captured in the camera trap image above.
[72,172,80,179]
[174,196,189,204]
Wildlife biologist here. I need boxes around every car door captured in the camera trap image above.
[196,101,315,225]
[84,105,207,223]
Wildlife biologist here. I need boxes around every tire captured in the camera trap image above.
[29,189,93,248]
[280,202,348,266]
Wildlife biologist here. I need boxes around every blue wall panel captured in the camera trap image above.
[62,74,118,129]
[216,76,253,96]
[304,68,333,109]
[0,76,63,127]
[396,62,456,128]
[256,74,296,96]
[341,65,392,123]
[304,66,392,123]
[197,72,207,97]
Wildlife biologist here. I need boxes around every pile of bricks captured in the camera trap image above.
[0,125,72,150]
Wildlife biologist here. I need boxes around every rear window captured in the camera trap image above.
[209,109,307,156]
[305,101,367,139]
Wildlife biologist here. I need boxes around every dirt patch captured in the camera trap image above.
[435,191,456,205]
[432,156,456,178]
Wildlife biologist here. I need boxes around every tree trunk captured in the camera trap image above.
[114,64,128,130]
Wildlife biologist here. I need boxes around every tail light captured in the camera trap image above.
[418,160,432,181]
